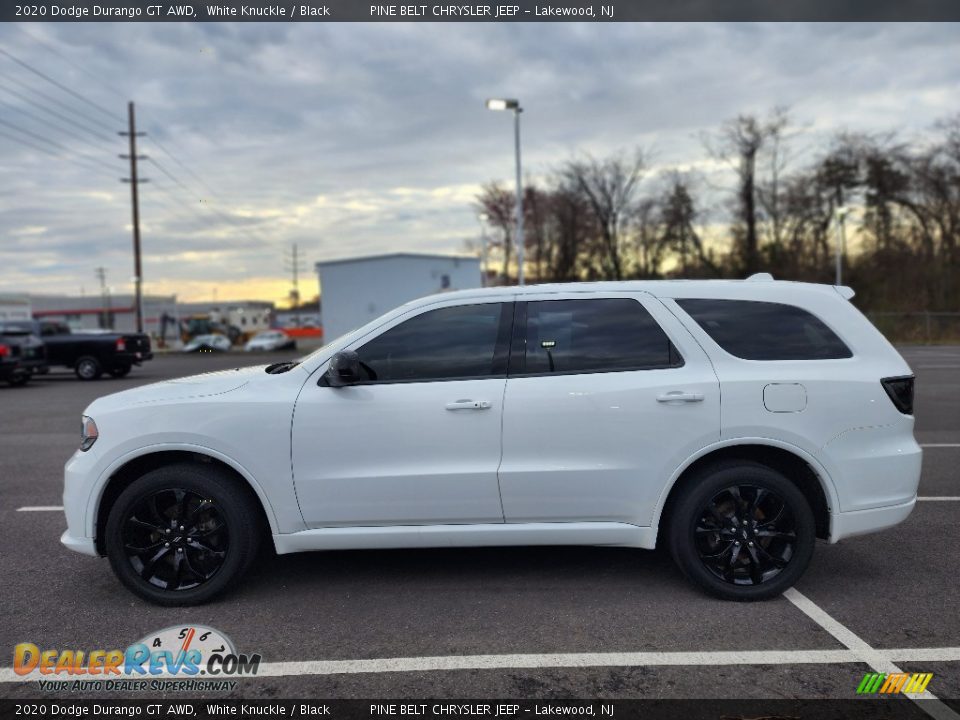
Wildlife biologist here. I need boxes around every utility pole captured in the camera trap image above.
[119,101,148,334]
[284,243,305,327]
[95,266,112,330]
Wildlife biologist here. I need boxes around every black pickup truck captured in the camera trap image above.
[10,320,153,380]
[0,322,48,386]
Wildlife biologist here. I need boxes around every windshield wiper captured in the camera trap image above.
[264,361,300,374]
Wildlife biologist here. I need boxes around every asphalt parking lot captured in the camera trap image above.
[1,346,958,704]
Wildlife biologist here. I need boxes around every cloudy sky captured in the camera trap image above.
[1,22,958,303]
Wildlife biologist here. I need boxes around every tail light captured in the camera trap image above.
[0,343,8,357]
[115,337,126,352]
[882,375,915,415]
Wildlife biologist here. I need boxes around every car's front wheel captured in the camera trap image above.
[104,464,261,606]
[668,460,815,601]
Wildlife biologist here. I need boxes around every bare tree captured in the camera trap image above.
[563,150,647,280]
[475,182,515,281]
[659,175,718,277]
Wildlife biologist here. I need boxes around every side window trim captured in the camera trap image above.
[507,297,686,378]
[345,300,516,386]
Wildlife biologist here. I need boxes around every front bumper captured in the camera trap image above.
[61,448,102,557]
[60,529,97,556]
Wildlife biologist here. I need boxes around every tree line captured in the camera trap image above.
[475,109,960,316]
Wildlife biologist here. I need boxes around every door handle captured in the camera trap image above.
[445,399,492,411]
[657,391,704,404]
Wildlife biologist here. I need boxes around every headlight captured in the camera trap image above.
[80,415,99,451]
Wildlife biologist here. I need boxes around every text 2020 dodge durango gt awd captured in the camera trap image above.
[62,276,921,605]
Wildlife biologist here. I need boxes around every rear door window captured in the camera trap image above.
[515,298,683,375]
[676,299,852,360]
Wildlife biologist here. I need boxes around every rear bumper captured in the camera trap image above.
[822,423,922,512]
[830,497,916,543]
[116,351,152,365]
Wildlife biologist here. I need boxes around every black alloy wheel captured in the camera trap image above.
[669,460,815,601]
[694,485,797,586]
[120,488,229,591]
[75,356,102,380]
[105,463,261,605]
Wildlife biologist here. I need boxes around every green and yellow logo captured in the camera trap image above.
[857,672,934,694]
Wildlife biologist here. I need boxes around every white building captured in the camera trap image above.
[316,252,481,342]
[28,294,178,337]
[0,295,31,322]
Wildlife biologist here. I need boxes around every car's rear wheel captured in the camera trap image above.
[668,460,815,601]
[75,356,102,380]
[7,372,29,387]
[104,464,261,606]
[109,363,131,378]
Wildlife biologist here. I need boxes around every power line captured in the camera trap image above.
[146,154,276,247]
[0,47,120,123]
[5,34,282,244]
[0,126,121,180]
[0,117,120,174]
[145,134,221,199]
[0,98,115,159]
[13,25,128,102]
[0,72,116,143]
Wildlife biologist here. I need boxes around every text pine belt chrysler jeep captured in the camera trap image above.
[63,275,921,605]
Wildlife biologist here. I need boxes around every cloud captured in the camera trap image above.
[0,22,957,301]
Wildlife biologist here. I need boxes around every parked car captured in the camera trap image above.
[0,322,48,386]
[62,275,920,605]
[244,330,296,352]
[182,334,232,353]
[19,320,152,380]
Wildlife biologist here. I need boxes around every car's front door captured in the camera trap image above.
[291,299,513,528]
[497,292,720,526]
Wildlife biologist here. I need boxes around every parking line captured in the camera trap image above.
[783,588,960,720]
[3,646,960,683]
[16,506,64,512]
[921,444,960,448]
[918,497,960,502]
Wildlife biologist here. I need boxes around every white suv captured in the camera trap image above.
[62,276,921,605]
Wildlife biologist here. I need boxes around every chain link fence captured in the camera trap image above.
[866,312,960,344]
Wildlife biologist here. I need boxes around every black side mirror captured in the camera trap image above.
[325,350,361,387]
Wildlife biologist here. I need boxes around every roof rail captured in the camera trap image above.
[745,272,774,282]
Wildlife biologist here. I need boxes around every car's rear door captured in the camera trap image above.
[497,291,720,527]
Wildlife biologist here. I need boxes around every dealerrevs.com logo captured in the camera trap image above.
[14,625,261,693]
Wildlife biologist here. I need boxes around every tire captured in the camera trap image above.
[109,364,132,378]
[104,463,262,606]
[668,460,815,601]
[75,356,102,380]
[7,373,29,387]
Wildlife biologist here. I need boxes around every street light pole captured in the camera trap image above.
[486,98,525,285]
[835,206,849,285]
[478,213,490,287]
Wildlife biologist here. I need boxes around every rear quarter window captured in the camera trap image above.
[676,298,852,360]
